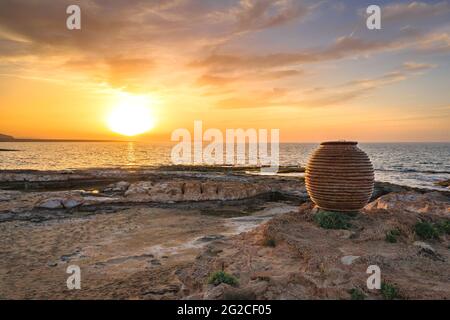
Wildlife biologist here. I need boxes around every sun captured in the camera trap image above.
[107,94,156,136]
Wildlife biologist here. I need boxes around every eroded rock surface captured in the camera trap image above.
[124,180,273,202]
[365,191,449,218]
[0,171,307,218]
[178,192,450,300]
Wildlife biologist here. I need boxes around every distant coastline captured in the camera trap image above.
[0,133,126,143]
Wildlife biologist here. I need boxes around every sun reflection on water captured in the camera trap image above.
[126,142,136,166]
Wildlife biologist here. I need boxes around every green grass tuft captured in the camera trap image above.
[349,288,366,300]
[435,220,450,235]
[381,282,400,300]
[414,222,440,240]
[314,210,352,230]
[207,271,239,287]
[385,229,401,243]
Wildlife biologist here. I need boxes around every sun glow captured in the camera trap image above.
[107,94,156,136]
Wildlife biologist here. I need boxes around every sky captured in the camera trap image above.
[0,0,449,142]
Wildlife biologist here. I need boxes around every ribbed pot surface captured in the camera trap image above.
[305,141,374,212]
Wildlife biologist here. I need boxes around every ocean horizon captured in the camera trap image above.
[1,141,448,191]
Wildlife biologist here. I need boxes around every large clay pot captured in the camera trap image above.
[305,141,374,212]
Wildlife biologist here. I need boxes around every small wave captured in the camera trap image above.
[375,168,450,174]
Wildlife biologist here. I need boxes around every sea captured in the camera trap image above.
[0,142,449,191]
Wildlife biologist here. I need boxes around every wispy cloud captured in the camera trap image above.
[230,0,313,33]
[214,62,436,109]
[191,29,448,72]
[383,1,450,22]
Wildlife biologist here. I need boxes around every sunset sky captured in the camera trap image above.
[0,0,449,142]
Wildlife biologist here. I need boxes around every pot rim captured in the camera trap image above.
[321,140,358,146]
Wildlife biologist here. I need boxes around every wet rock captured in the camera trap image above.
[62,198,83,209]
[36,198,63,209]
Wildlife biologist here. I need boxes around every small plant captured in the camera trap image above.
[263,237,276,247]
[349,288,366,300]
[381,282,400,300]
[435,220,450,235]
[414,222,439,240]
[385,229,401,243]
[207,271,239,287]
[314,210,352,230]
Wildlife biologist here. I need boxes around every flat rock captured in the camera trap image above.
[340,255,360,265]
[62,198,83,209]
[124,180,272,202]
[365,191,450,217]
[104,181,130,192]
[36,198,63,209]
[413,241,435,253]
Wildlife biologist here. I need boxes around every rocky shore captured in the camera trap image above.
[0,167,448,299]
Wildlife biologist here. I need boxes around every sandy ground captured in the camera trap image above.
[0,202,296,299]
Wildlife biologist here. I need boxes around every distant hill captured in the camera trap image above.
[0,134,15,141]
[0,133,125,142]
